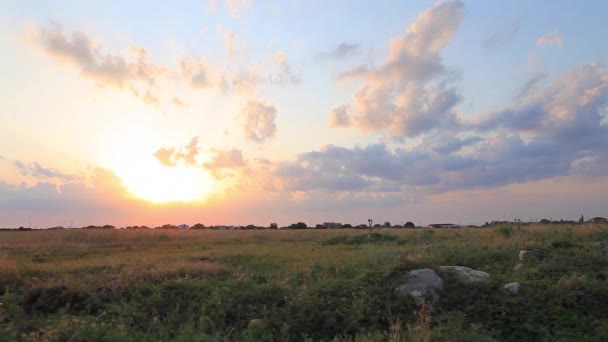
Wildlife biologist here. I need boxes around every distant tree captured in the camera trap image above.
[315,224,326,229]
[404,221,416,228]
[101,225,115,229]
[539,219,551,224]
[191,223,206,230]
[159,224,178,229]
[342,223,353,228]
[288,222,308,229]
[578,215,584,224]
[244,224,258,230]
[383,221,391,228]
[269,222,278,229]
[373,223,382,228]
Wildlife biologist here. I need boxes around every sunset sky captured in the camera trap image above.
[2,0,608,228]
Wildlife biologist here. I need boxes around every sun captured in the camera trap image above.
[101,126,215,203]
[119,162,213,203]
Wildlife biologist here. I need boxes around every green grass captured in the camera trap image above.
[1,225,608,341]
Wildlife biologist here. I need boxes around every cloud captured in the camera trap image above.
[35,23,164,88]
[153,137,200,167]
[142,89,160,108]
[240,100,277,142]
[328,105,352,127]
[203,148,247,179]
[218,27,235,56]
[318,43,361,59]
[216,26,249,56]
[225,0,250,18]
[514,71,548,99]
[199,28,208,41]
[536,30,564,47]
[12,160,79,182]
[482,20,521,51]
[336,0,465,137]
[206,0,218,13]
[475,63,608,140]
[153,147,177,167]
[273,62,608,196]
[204,148,246,169]
[273,51,300,85]
[170,96,187,108]
[180,56,214,89]
[0,168,130,217]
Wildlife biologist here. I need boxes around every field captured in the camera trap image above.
[1,225,608,341]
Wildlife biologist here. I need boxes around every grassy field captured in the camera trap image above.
[1,225,608,341]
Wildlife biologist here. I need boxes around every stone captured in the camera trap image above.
[395,268,443,304]
[600,241,608,253]
[248,319,264,329]
[519,250,545,261]
[513,263,525,271]
[504,282,520,295]
[439,266,490,283]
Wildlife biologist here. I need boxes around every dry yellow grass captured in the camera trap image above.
[0,253,21,288]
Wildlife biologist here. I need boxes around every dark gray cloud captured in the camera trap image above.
[12,160,78,182]
[318,43,361,60]
[481,20,521,51]
[0,168,127,216]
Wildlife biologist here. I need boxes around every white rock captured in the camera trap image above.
[439,266,490,283]
[395,268,443,303]
[513,263,525,271]
[504,282,520,294]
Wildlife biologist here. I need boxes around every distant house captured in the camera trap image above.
[427,223,460,229]
[588,217,608,224]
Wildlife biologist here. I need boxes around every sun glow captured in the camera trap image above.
[119,163,213,203]
[101,126,215,203]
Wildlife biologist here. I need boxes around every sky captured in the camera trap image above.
[1,0,608,228]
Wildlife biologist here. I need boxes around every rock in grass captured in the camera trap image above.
[518,250,546,261]
[513,263,525,271]
[248,319,264,329]
[504,282,520,295]
[395,268,443,304]
[439,266,490,283]
[600,241,608,253]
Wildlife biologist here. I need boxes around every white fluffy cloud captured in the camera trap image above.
[240,101,277,142]
[335,0,464,137]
